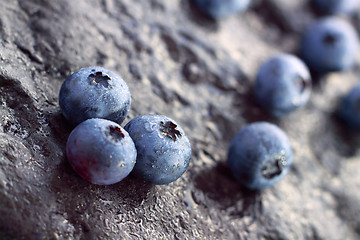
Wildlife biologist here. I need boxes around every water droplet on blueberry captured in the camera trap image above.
[144,122,155,133]
[118,161,126,168]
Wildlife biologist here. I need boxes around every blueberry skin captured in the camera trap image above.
[66,118,137,185]
[339,85,360,130]
[193,0,250,19]
[254,54,312,118]
[124,114,192,185]
[301,17,359,73]
[59,66,131,126]
[227,122,292,190]
[313,0,359,16]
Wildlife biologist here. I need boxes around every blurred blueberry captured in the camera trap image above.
[66,118,136,185]
[301,17,359,73]
[313,0,360,16]
[227,122,292,190]
[339,85,360,130]
[193,0,250,19]
[59,66,131,126]
[254,54,312,118]
[125,114,192,185]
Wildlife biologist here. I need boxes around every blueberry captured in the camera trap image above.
[339,85,360,130]
[227,122,292,190]
[66,118,136,185]
[254,54,312,118]
[313,0,359,16]
[59,66,131,126]
[124,114,191,185]
[193,0,250,19]
[301,17,359,73]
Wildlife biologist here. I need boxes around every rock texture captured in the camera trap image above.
[1,0,360,239]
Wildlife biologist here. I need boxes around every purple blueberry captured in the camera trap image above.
[124,115,191,185]
[339,85,360,130]
[301,17,359,73]
[193,0,250,19]
[254,54,312,118]
[313,0,360,16]
[227,122,292,190]
[59,66,131,126]
[66,118,136,185]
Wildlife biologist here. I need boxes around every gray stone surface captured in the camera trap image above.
[1,0,360,239]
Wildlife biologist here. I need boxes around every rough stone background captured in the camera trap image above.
[1,0,360,239]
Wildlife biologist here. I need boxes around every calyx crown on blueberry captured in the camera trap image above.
[160,121,182,141]
[106,125,125,142]
[88,71,111,88]
[323,33,337,46]
[261,150,287,179]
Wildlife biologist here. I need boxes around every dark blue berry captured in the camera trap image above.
[124,115,192,185]
[254,54,312,118]
[227,122,292,190]
[59,66,131,126]
[313,0,359,16]
[193,0,250,19]
[66,118,136,185]
[301,17,359,73]
[339,85,360,130]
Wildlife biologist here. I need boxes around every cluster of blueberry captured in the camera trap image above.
[194,0,360,190]
[59,67,192,185]
[59,0,360,191]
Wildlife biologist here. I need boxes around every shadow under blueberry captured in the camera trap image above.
[307,0,345,18]
[250,0,293,33]
[291,51,329,89]
[331,109,360,156]
[46,111,74,147]
[192,161,262,214]
[308,69,329,89]
[309,110,360,175]
[181,0,219,31]
[308,0,325,17]
[234,89,278,124]
[52,156,155,204]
